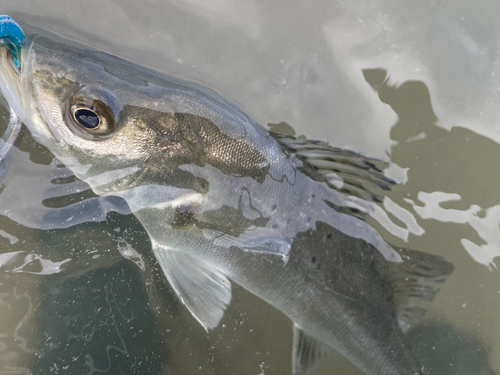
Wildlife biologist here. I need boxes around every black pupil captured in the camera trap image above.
[74,109,99,129]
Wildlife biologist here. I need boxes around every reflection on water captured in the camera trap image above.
[362,69,500,375]
[0,139,130,231]
[364,68,500,270]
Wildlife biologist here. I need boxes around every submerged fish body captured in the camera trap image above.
[0,23,453,375]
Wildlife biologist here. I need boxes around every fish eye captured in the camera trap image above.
[67,97,117,138]
[74,108,99,129]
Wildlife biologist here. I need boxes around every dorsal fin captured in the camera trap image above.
[271,133,397,206]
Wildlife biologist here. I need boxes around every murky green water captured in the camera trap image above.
[0,1,499,374]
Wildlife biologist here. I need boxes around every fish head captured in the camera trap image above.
[0,28,274,210]
[1,33,163,190]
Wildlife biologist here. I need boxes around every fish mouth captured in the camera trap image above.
[0,40,24,116]
[0,36,61,146]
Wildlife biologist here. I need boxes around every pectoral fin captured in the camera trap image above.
[292,324,334,375]
[152,244,231,331]
[204,227,292,261]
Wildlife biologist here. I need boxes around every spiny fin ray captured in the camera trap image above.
[271,133,397,205]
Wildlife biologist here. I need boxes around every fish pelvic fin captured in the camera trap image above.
[271,133,397,209]
[152,244,231,331]
[388,248,454,333]
[292,324,335,375]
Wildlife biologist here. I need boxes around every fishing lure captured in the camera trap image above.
[0,15,26,67]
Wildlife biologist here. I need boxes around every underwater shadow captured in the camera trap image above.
[363,68,500,271]
[364,68,500,211]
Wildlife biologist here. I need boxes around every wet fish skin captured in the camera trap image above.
[0,27,453,375]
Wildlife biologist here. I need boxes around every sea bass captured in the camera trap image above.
[0,19,453,375]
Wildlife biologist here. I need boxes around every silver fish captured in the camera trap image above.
[0,22,453,375]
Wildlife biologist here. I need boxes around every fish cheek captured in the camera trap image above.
[133,137,210,194]
[32,69,82,104]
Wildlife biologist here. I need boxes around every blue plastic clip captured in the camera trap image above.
[0,15,26,67]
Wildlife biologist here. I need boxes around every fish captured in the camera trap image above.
[0,18,453,375]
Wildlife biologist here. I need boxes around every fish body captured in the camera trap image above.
[0,23,453,375]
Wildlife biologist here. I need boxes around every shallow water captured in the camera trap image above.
[0,1,499,374]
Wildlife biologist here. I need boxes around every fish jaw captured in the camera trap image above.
[0,41,22,114]
[0,37,53,148]
[1,29,90,150]
[0,17,25,118]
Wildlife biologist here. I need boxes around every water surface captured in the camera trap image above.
[0,1,499,374]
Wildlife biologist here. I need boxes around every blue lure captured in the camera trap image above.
[0,15,26,68]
